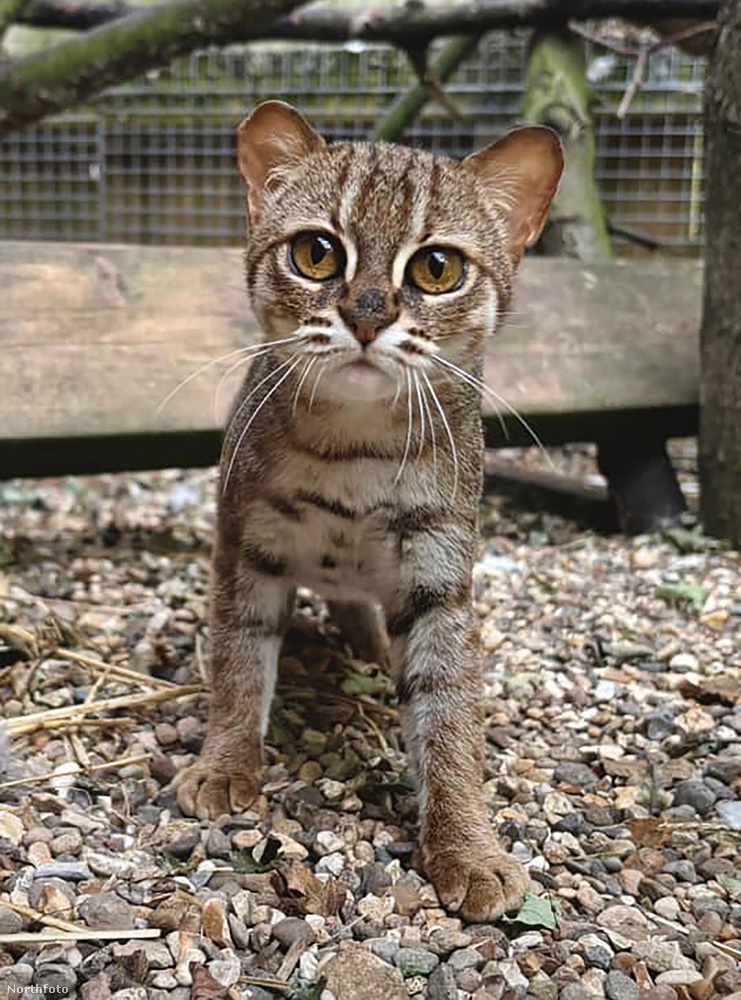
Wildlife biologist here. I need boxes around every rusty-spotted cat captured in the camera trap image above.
[176,101,563,921]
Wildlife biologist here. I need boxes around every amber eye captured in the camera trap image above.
[289,231,344,281]
[407,246,465,294]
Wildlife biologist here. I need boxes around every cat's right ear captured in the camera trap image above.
[462,126,564,261]
[237,101,325,222]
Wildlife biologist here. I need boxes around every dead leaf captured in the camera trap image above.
[191,963,229,1000]
[602,757,650,780]
[678,674,739,706]
[626,817,671,848]
[271,861,346,917]
[385,884,423,917]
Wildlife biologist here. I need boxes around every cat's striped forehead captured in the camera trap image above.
[263,142,491,255]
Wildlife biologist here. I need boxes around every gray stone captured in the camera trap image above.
[691,897,728,919]
[29,876,77,910]
[366,937,400,965]
[553,762,599,788]
[663,859,698,883]
[78,891,134,930]
[166,829,200,860]
[447,946,483,972]
[560,986,593,1000]
[672,780,716,816]
[0,906,22,934]
[239,989,274,1000]
[394,948,439,977]
[605,971,640,1000]
[427,963,458,1000]
[34,862,92,881]
[706,757,741,784]
[206,827,232,860]
[227,913,250,950]
[208,952,240,987]
[272,916,315,949]
[584,943,613,972]
[34,964,77,996]
[717,800,741,831]
[655,971,703,986]
[323,947,407,1000]
[0,964,33,987]
[704,777,735,800]
[80,975,112,1000]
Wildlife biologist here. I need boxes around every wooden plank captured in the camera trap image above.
[0,241,702,476]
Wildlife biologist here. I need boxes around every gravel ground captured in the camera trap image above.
[0,454,739,1000]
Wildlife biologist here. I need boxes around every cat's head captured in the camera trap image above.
[238,101,562,404]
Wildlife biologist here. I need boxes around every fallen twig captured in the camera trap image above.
[5,683,204,736]
[55,648,178,690]
[0,752,151,791]
[6,717,134,737]
[0,929,161,944]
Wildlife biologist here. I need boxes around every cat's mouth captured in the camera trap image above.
[324,352,396,402]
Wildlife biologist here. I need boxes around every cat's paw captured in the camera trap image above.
[175,759,260,820]
[423,843,530,922]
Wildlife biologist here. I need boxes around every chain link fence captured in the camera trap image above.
[0,33,705,253]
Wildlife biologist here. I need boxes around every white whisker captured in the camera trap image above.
[292,356,317,416]
[431,355,555,471]
[226,352,300,436]
[419,375,437,473]
[223,357,302,493]
[308,361,329,410]
[422,371,458,501]
[213,346,276,423]
[394,367,414,487]
[155,334,304,414]
[413,371,426,462]
[392,375,403,410]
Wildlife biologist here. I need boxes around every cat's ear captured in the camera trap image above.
[237,101,325,222]
[462,126,563,259]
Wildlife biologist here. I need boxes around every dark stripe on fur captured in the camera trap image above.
[243,543,288,577]
[387,580,469,637]
[294,489,359,520]
[388,506,445,539]
[267,495,303,521]
[292,438,402,462]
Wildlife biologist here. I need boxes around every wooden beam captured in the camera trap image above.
[0,242,702,477]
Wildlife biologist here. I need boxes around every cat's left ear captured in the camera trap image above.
[237,101,326,222]
[462,126,563,260]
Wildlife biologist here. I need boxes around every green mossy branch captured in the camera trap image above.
[0,0,304,137]
[522,30,612,261]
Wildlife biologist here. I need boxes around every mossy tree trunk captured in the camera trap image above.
[699,0,741,544]
[522,29,612,260]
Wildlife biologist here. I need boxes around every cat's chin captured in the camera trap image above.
[324,359,397,404]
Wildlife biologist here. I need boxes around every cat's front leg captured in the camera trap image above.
[387,577,529,921]
[176,549,293,820]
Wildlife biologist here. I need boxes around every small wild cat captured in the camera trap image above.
[176,101,563,921]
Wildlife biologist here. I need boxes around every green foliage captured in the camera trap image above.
[506,891,561,930]
[656,581,710,614]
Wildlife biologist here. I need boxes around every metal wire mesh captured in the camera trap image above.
[0,33,706,253]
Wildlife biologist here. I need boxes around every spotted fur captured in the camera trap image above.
[176,102,563,921]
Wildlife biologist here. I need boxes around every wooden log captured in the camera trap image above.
[0,241,702,478]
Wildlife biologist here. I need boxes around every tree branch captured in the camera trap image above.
[19,0,720,38]
[371,34,481,142]
[0,0,305,137]
[0,0,31,41]
[0,0,720,139]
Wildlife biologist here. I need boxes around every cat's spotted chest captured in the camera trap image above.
[175,100,563,922]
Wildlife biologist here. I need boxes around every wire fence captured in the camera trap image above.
[0,33,706,254]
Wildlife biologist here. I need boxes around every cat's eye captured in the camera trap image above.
[289,231,345,281]
[407,246,465,295]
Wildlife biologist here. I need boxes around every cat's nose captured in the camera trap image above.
[339,287,398,347]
